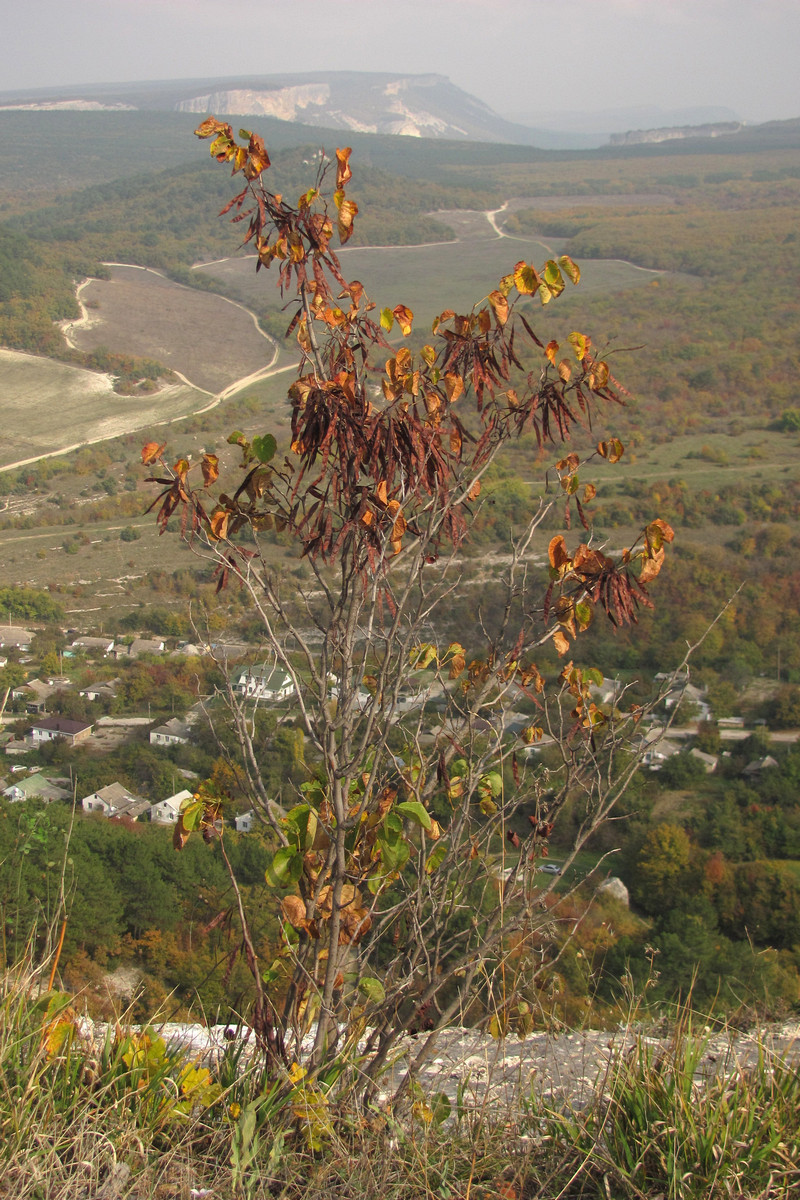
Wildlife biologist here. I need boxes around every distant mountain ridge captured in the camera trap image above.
[0,75,796,154]
[0,71,547,146]
[610,121,743,147]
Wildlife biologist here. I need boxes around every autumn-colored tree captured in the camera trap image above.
[143,121,674,1102]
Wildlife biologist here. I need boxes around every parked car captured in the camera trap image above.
[539,863,562,875]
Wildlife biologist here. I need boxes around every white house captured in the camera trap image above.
[637,729,683,770]
[71,636,115,656]
[81,781,149,819]
[150,718,192,747]
[150,788,194,824]
[234,810,256,833]
[234,665,295,702]
[29,716,93,746]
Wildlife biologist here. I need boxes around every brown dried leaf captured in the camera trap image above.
[141,442,166,465]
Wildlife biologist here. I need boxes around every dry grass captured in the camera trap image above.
[73,267,281,395]
[1,956,798,1200]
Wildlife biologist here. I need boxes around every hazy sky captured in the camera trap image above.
[3,0,799,124]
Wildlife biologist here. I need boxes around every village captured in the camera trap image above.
[1,617,792,838]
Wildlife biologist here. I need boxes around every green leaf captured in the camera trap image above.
[425,840,448,875]
[284,803,318,852]
[380,308,394,332]
[252,433,277,463]
[266,846,302,888]
[479,771,503,799]
[383,811,404,841]
[358,976,386,1004]
[575,601,594,630]
[226,430,246,445]
[430,1091,452,1127]
[396,801,432,830]
[543,260,566,297]
[180,798,204,832]
[378,834,410,874]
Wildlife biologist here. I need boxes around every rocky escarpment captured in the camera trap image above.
[610,121,742,146]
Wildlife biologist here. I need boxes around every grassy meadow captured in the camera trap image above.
[0,348,203,470]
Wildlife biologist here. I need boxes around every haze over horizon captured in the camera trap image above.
[3,0,799,130]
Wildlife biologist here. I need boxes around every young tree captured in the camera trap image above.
[143,121,673,1098]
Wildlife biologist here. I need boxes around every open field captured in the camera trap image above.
[197,205,666,328]
[0,268,297,468]
[0,349,204,470]
[69,265,286,393]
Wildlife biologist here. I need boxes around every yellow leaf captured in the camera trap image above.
[559,255,581,285]
[489,1014,506,1039]
[545,340,559,365]
[590,360,610,389]
[513,261,539,296]
[282,895,308,930]
[488,290,510,325]
[638,546,665,583]
[392,304,413,336]
[444,373,464,403]
[597,438,624,463]
[335,146,353,188]
[552,630,570,657]
[336,197,359,244]
[568,331,588,360]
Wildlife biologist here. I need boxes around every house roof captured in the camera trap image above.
[0,626,34,648]
[31,716,92,736]
[152,788,194,812]
[236,665,292,686]
[151,717,191,738]
[4,772,70,801]
[87,782,137,806]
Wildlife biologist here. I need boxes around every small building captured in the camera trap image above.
[14,678,56,715]
[81,781,149,819]
[234,810,256,833]
[150,718,192,747]
[114,638,166,660]
[689,747,718,773]
[171,642,203,658]
[0,626,34,651]
[4,772,70,803]
[663,681,711,721]
[742,754,779,778]
[234,665,295,702]
[29,716,93,746]
[150,788,194,824]
[637,729,683,770]
[79,680,119,703]
[71,636,115,656]
[3,739,31,757]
